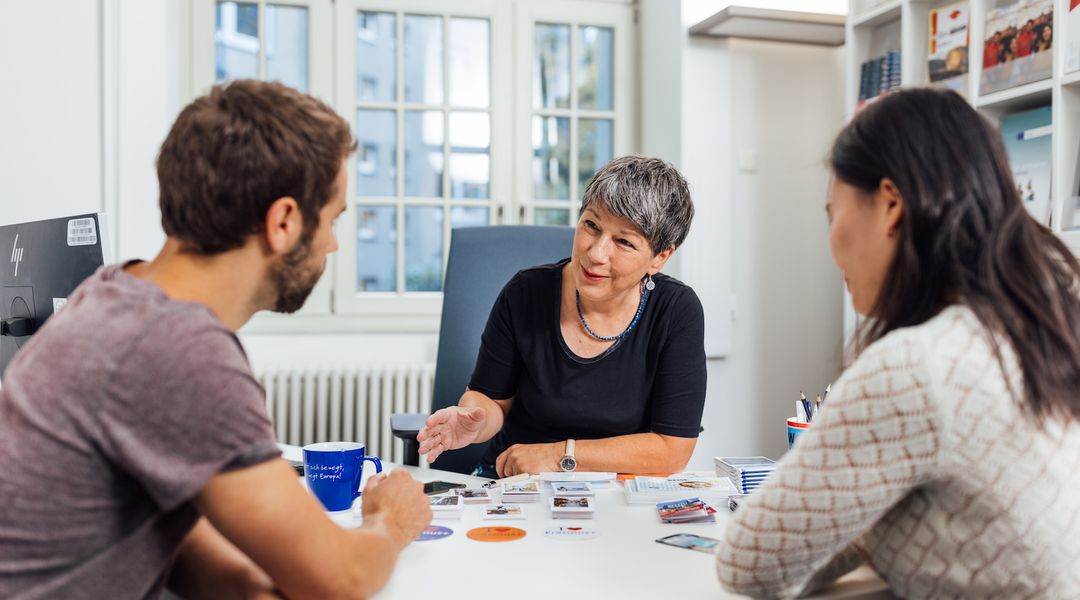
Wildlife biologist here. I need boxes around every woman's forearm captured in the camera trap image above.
[573,432,696,474]
[458,389,510,444]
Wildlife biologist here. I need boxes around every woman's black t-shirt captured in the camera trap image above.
[469,259,708,467]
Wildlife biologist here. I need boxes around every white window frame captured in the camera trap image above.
[187,0,635,333]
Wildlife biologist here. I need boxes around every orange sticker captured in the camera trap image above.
[466,526,527,542]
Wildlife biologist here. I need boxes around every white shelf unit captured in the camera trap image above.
[843,0,1080,338]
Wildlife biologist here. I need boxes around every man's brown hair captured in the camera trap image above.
[157,80,356,254]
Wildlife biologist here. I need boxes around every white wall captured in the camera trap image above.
[642,1,847,466]
[1,1,104,224]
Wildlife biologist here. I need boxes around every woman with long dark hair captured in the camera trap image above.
[715,88,1080,598]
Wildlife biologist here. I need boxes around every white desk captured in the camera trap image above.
[280,446,894,600]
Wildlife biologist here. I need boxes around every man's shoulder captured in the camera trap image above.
[37,264,243,376]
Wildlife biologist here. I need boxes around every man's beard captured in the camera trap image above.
[269,237,325,313]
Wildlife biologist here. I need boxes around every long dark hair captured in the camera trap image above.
[830,87,1080,421]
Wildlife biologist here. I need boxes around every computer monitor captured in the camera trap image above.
[0,213,111,380]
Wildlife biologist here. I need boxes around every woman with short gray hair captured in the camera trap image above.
[417,155,707,477]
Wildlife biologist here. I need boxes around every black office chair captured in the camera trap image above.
[391,225,575,474]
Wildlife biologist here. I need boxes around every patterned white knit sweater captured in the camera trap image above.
[716,305,1080,598]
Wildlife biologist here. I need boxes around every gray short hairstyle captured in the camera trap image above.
[581,155,694,254]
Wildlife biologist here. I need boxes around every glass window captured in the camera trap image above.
[449,112,490,199]
[532,116,570,200]
[357,206,397,292]
[357,12,396,102]
[533,24,570,109]
[535,208,570,226]
[405,207,444,292]
[356,109,397,197]
[404,110,444,198]
[265,5,309,92]
[578,118,613,192]
[404,15,443,104]
[577,26,613,111]
[451,206,489,229]
[449,18,490,108]
[215,2,259,81]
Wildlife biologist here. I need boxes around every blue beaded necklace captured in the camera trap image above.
[576,275,655,342]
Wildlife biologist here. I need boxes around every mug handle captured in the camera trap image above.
[354,456,383,499]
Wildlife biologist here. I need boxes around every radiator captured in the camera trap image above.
[256,364,435,466]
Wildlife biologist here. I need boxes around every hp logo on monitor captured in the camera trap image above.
[10,234,23,277]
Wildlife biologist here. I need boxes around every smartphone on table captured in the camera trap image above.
[655,533,721,554]
[423,480,466,495]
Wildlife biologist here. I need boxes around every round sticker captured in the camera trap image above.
[466,526,527,542]
[416,525,454,542]
[543,526,599,541]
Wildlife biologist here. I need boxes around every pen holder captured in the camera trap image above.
[786,418,810,449]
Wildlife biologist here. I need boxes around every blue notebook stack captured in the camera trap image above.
[714,457,777,494]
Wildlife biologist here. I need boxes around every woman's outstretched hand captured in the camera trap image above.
[416,406,488,462]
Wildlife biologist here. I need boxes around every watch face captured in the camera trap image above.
[560,456,577,471]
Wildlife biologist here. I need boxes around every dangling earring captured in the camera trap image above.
[644,273,655,291]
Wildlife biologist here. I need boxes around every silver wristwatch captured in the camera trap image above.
[559,439,577,472]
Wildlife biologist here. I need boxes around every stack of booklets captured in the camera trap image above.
[550,496,595,519]
[452,487,492,504]
[501,481,541,503]
[623,473,737,505]
[714,457,778,494]
[428,494,463,519]
[655,497,716,524]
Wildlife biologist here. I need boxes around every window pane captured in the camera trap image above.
[532,116,570,200]
[357,12,396,102]
[357,206,397,292]
[535,208,570,226]
[533,24,570,109]
[577,26,613,111]
[449,112,490,199]
[449,18,490,107]
[216,2,259,82]
[356,109,396,197]
[404,15,443,104]
[405,110,444,198]
[265,5,308,92]
[451,206,489,229]
[578,119,613,194]
[405,207,443,292]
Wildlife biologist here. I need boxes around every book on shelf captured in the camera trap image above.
[858,50,902,107]
[1068,0,1080,73]
[928,2,970,95]
[1000,105,1053,226]
[980,0,1053,95]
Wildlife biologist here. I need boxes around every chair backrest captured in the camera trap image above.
[430,225,575,474]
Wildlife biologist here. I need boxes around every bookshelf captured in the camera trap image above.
[844,0,1080,339]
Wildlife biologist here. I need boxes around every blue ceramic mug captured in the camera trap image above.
[303,442,383,512]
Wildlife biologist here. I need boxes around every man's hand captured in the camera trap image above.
[495,442,562,477]
[360,470,432,549]
[416,406,487,461]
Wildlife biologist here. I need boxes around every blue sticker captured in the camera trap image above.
[416,525,454,541]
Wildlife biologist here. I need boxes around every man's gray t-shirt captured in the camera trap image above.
[0,264,280,599]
